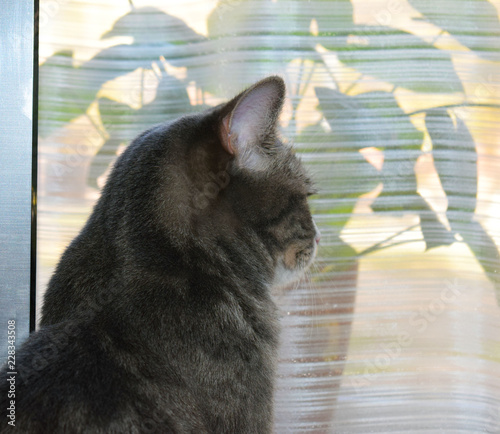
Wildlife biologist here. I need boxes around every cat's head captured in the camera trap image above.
[111,76,320,289]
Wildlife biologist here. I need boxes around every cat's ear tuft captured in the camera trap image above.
[220,76,285,171]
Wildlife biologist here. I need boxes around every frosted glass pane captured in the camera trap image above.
[38,1,500,431]
[0,1,35,363]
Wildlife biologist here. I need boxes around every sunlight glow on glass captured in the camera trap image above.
[39,1,500,431]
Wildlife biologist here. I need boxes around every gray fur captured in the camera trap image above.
[0,76,317,433]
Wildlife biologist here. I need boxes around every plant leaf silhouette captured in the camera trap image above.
[408,0,500,61]
[314,88,423,151]
[298,122,379,235]
[315,87,453,249]
[336,26,464,93]
[417,192,455,250]
[307,0,354,46]
[455,220,500,299]
[206,0,321,97]
[426,108,477,222]
[101,7,205,45]
[101,6,207,78]
[40,8,205,139]
[38,51,87,137]
[315,87,418,212]
[88,73,192,188]
[426,108,499,293]
[39,44,168,137]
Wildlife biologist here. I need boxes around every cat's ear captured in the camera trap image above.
[220,76,285,171]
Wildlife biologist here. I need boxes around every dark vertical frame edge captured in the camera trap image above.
[30,0,39,332]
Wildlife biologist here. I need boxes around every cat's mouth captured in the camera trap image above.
[272,223,320,289]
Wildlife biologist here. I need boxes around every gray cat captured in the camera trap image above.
[1,76,319,433]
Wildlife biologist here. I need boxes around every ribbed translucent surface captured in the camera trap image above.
[38,1,500,432]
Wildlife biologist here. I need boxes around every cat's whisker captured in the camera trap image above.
[302,270,318,342]
[314,271,325,318]
[304,277,315,343]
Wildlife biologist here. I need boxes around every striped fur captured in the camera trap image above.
[1,76,318,433]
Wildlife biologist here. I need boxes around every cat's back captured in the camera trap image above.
[4,76,320,433]
[0,317,212,434]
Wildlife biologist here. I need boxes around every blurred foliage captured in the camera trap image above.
[408,0,500,61]
[40,0,500,292]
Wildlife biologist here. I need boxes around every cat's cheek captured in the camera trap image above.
[283,246,299,270]
[282,243,316,271]
[271,263,298,289]
[272,248,311,289]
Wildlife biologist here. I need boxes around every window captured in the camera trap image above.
[0,1,36,358]
[4,0,500,431]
